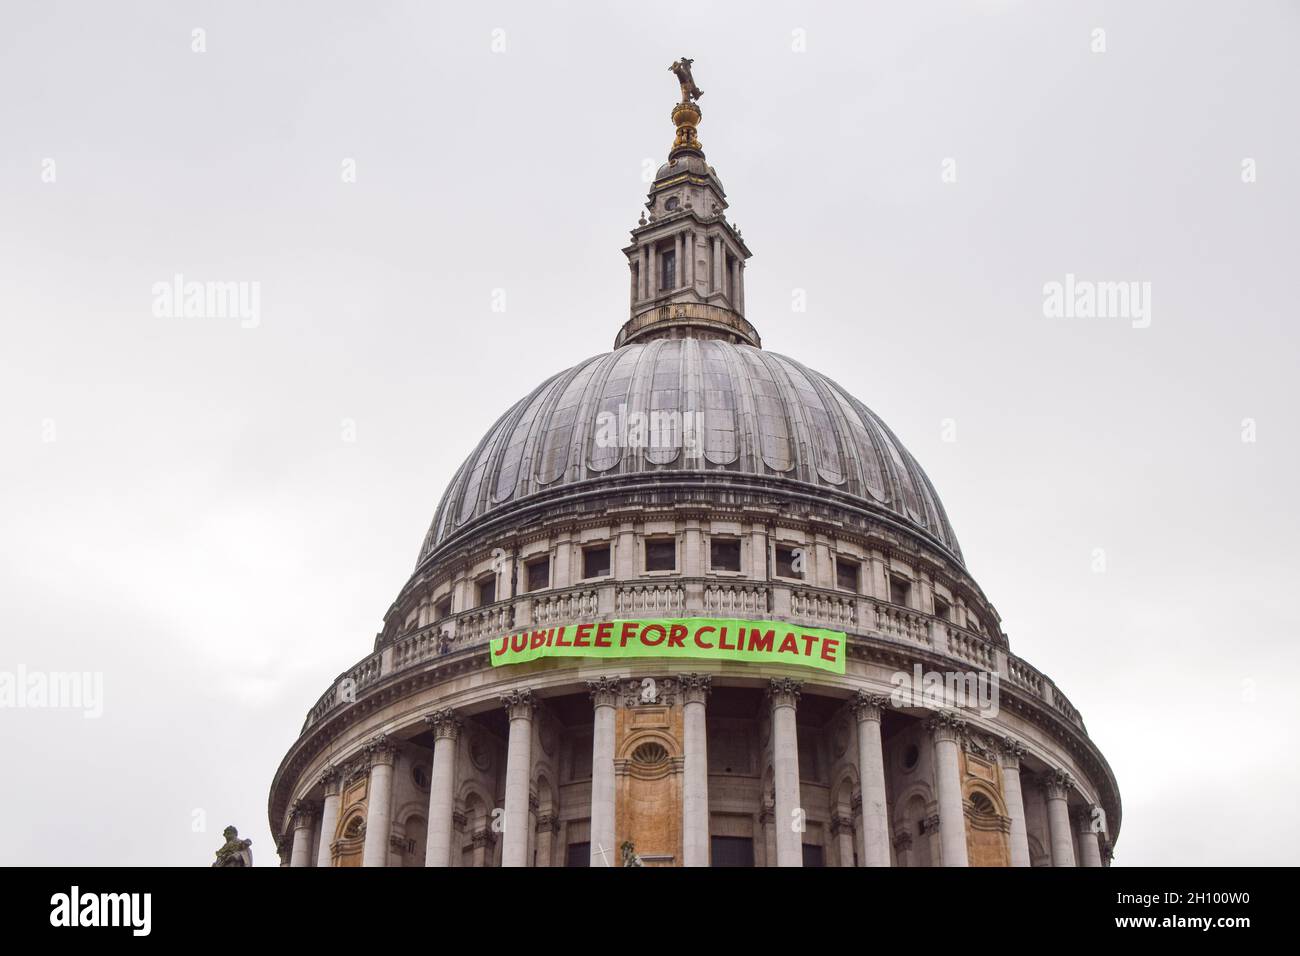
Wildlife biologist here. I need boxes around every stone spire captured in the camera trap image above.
[615,58,757,349]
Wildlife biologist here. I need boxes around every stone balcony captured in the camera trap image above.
[300,578,1085,737]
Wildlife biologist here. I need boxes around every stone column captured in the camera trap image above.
[927,712,969,867]
[535,814,558,868]
[686,232,696,288]
[675,233,684,288]
[831,815,856,867]
[893,830,913,867]
[648,244,658,296]
[361,735,396,867]
[759,801,776,867]
[500,689,536,867]
[737,260,745,313]
[639,246,649,300]
[998,738,1032,867]
[316,767,341,868]
[289,801,317,868]
[587,678,618,867]
[1043,769,1077,867]
[1075,805,1103,868]
[712,236,723,292]
[768,678,803,867]
[423,708,462,867]
[680,673,712,867]
[851,691,892,867]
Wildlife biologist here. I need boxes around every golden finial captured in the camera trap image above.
[668,57,704,158]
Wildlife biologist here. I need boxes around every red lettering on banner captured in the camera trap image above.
[747,628,774,653]
[695,626,715,648]
[821,638,839,663]
[595,622,613,647]
[801,634,817,657]
[554,626,570,647]
[718,627,735,651]
[778,633,799,655]
[667,624,687,647]
[494,639,508,656]
[574,624,592,647]
[620,622,639,647]
[642,624,667,646]
[530,630,547,650]
[512,633,528,653]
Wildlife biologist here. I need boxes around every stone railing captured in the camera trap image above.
[529,587,601,626]
[703,581,769,616]
[789,586,858,630]
[615,582,686,616]
[872,601,933,647]
[300,579,1086,735]
[945,625,996,670]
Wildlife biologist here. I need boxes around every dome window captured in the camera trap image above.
[710,537,741,572]
[645,537,677,572]
[933,595,951,622]
[774,545,803,580]
[525,556,551,593]
[582,544,611,580]
[889,575,912,608]
[476,574,497,607]
[835,557,860,592]
[435,596,452,621]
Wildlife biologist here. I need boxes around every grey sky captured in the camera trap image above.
[1,0,1296,865]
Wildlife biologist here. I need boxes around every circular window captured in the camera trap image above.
[902,744,920,771]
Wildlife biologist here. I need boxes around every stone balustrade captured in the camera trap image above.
[299,579,1086,735]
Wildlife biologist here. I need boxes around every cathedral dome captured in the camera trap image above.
[417,339,962,566]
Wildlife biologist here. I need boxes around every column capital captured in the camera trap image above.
[586,677,620,709]
[471,827,496,849]
[289,800,318,829]
[849,690,890,723]
[1100,840,1115,865]
[830,814,856,837]
[1042,768,1075,801]
[319,765,342,796]
[678,672,712,705]
[366,733,397,768]
[424,707,463,740]
[998,736,1026,769]
[535,813,561,833]
[500,688,537,721]
[926,710,966,743]
[893,830,913,852]
[767,677,802,709]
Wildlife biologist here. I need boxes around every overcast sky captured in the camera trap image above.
[2,0,1296,866]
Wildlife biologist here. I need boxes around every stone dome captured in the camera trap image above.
[418,338,962,565]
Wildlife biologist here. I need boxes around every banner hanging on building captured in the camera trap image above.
[489,618,846,675]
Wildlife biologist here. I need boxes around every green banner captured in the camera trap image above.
[489,618,845,675]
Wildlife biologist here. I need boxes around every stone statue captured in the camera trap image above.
[212,825,254,867]
[620,839,644,867]
[669,57,703,103]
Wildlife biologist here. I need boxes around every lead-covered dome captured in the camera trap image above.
[417,338,962,565]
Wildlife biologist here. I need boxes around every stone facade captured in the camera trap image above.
[267,63,1120,868]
